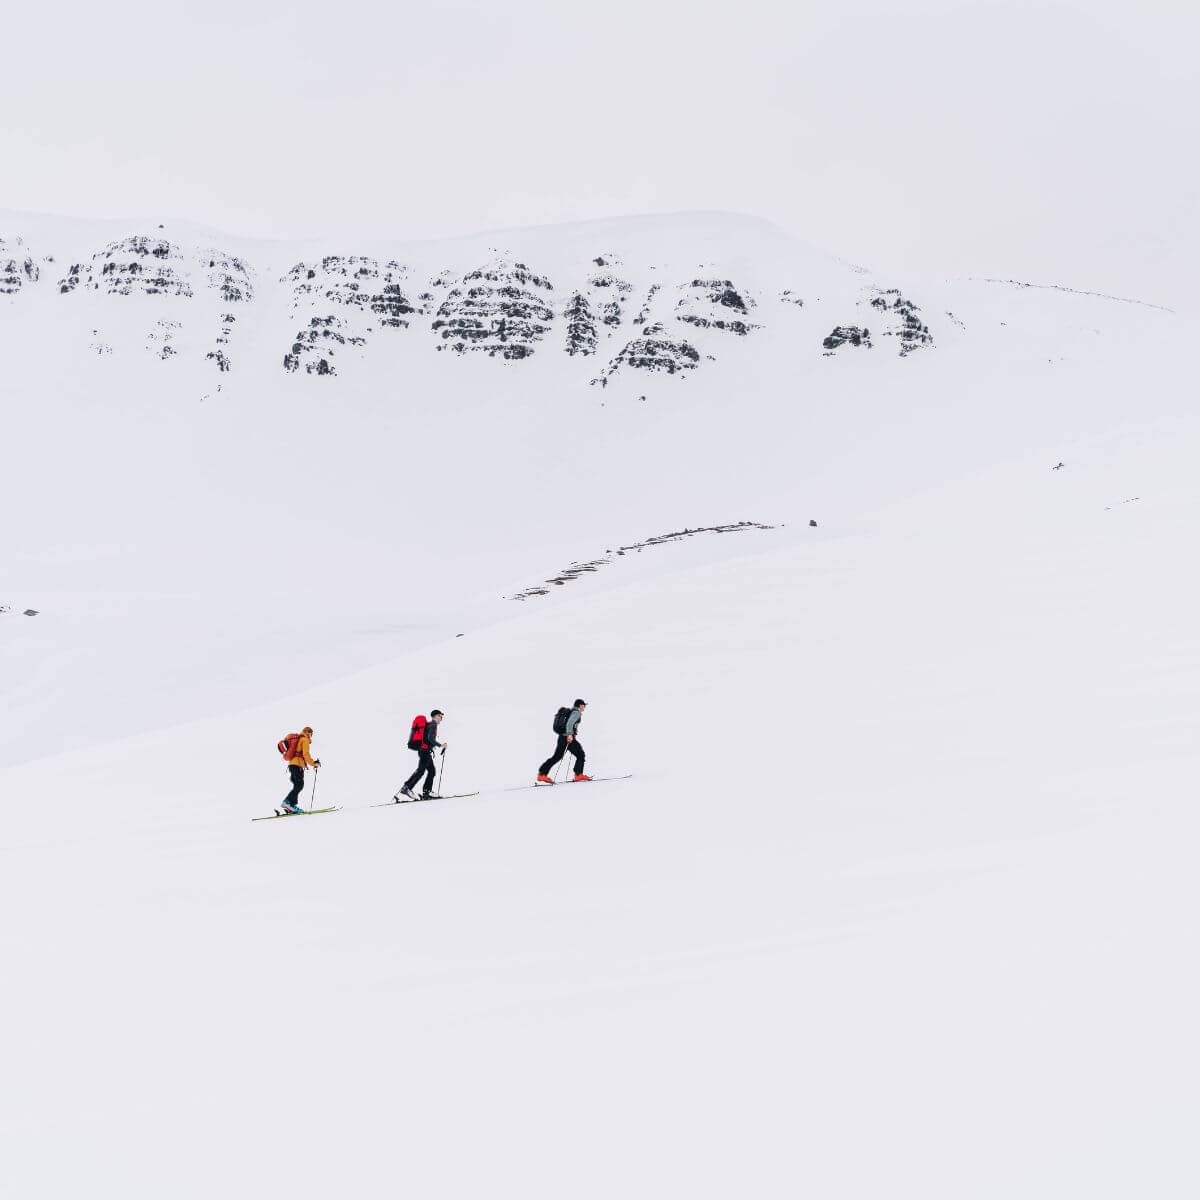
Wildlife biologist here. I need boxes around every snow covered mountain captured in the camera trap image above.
[3,210,933,378]
[2,209,1196,1198]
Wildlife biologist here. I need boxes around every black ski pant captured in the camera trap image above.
[540,736,584,777]
[404,748,437,794]
[283,764,305,807]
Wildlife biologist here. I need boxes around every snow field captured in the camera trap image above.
[2,212,1197,1196]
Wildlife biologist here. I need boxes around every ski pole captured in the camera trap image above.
[309,765,319,812]
[437,746,447,798]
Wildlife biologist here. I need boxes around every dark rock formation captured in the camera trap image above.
[206,251,254,303]
[508,522,776,600]
[146,318,182,360]
[564,293,598,356]
[594,335,701,383]
[674,278,758,335]
[687,278,754,314]
[678,315,756,335]
[632,284,660,326]
[431,259,555,358]
[58,236,193,297]
[869,289,933,355]
[822,325,872,353]
[283,314,365,375]
[284,256,413,324]
[281,256,412,374]
[0,237,39,294]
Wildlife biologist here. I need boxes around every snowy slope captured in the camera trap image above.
[3,210,1180,762]
[1,210,1197,1197]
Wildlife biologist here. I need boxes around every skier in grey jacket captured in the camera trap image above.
[536,699,591,783]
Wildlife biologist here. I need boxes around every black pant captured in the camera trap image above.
[404,748,437,794]
[540,736,584,777]
[284,764,305,807]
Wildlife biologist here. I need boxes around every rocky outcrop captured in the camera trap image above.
[508,522,776,600]
[9,224,944,384]
[870,289,932,355]
[564,293,598,356]
[822,325,872,353]
[58,237,193,297]
[588,272,633,328]
[283,314,368,376]
[632,284,660,327]
[0,237,39,294]
[281,256,413,374]
[206,251,254,304]
[678,315,757,335]
[593,333,701,384]
[431,259,555,358]
[686,278,754,313]
[674,278,758,335]
[146,319,182,360]
[203,251,254,370]
[563,266,638,355]
[284,256,414,322]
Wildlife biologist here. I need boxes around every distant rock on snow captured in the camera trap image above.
[1,218,939,385]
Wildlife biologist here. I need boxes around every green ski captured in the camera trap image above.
[252,806,341,822]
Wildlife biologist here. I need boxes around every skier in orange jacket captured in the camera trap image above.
[281,726,321,813]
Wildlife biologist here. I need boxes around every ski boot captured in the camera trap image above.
[536,773,555,784]
[573,774,592,782]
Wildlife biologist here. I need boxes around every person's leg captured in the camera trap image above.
[419,750,436,795]
[570,739,585,776]
[283,764,305,809]
[403,752,424,791]
[539,736,568,776]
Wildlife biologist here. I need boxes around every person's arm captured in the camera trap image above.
[301,736,320,768]
[565,710,580,740]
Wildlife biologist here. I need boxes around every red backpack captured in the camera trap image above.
[407,714,428,750]
[277,732,301,760]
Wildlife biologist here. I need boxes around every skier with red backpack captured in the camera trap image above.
[536,699,592,783]
[397,710,447,800]
[278,726,321,814]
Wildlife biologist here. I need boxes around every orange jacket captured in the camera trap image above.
[287,734,316,769]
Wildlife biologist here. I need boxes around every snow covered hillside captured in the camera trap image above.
[2,210,1197,1197]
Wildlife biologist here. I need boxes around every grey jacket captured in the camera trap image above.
[564,709,582,738]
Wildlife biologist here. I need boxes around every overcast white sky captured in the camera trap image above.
[4,0,1197,304]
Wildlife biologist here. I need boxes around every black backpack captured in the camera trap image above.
[552,706,572,735]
